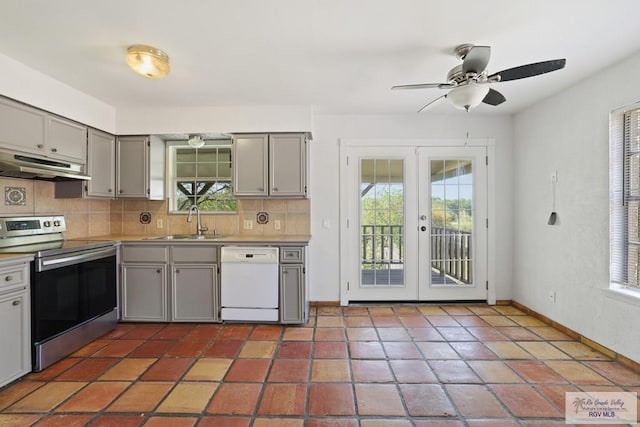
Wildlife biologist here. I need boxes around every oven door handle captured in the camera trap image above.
[36,246,117,272]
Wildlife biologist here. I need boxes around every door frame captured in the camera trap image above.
[339,138,496,306]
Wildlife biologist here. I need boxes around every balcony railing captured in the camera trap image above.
[431,226,472,284]
[360,225,472,285]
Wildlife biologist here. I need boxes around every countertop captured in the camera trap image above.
[85,234,312,245]
[0,253,34,262]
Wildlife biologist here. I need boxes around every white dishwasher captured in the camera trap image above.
[221,246,279,322]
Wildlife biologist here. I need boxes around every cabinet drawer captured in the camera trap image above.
[280,247,304,263]
[0,264,27,292]
[171,246,218,263]
[122,245,168,262]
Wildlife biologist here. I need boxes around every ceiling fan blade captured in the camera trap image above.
[462,45,491,74]
[489,59,566,82]
[392,83,455,90]
[482,88,506,106]
[417,95,446,113]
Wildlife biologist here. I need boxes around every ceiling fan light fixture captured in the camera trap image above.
[126,44,170,78]
[446,83,490,112]
[187,135,205,148]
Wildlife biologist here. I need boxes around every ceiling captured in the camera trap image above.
[1,0,639,115]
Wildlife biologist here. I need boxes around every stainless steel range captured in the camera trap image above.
[0,215,118,372]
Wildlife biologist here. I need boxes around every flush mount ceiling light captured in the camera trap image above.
[187,135,205,148]
[126,45,170,78]
[446,83,490,112]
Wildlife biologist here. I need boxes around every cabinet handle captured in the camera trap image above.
[119,190,123,194]
[175,269,180,273]
[273,188,278,192]
[37,144,44,149]
[156,269,161,274]
[12,300,20,306]
[51,147,58,153]
[4,275,12,282]
[258,188,264,192]
[108,188,112,193]
[283,270,289,274]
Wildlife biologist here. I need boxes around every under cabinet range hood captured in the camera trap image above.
[0,149,90,181]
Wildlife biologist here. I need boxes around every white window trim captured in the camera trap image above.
[609,103,640,302]
[603,284,640,307]
[166,139,236,214]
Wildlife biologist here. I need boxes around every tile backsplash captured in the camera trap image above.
[110,198,310,237]
[0,178,310,238]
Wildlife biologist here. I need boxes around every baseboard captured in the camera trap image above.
[510,300,639,372]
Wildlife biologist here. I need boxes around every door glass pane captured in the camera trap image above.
[430,159,473,286]
[360,159,404,286]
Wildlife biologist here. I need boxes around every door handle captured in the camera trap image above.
[420,226,427,232]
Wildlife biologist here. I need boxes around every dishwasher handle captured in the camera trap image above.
[220,246,279,264]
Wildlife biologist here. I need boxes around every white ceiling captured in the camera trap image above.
[1,0,639,115]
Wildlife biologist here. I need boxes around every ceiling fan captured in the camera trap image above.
[392,44,566,112]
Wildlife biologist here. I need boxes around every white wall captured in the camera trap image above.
[116,105,312,135]
[0,52,116,133]
[310,113,514,302]
[513,52,640,362]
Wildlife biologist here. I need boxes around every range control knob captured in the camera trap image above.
[53,220,61,227]
[43,221,51,227]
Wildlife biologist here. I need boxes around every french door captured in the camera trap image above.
[341,144,488,302]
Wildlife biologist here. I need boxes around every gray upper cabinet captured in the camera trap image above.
[0,97,86,163]
[47,115,87,163]
[0,97,47,155]
[86,129,116,198]
[233,133,307,198]
[270,134,306,197]
[233,134,269,196]
[116,135,165,200]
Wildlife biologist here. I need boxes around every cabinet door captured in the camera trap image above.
[270,134,306,197]
[172,265,218,322]
[233,134,268,196]
[0,290,30,387]
[121,264,167,321]
[47,116,87,162]
[0,97,47,156]
[280,265,304,323]
[117,136,149,198]
[86,129,116,198]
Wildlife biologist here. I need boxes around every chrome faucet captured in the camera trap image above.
[187,205,208,235]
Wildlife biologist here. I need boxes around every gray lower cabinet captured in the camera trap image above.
[120,245,169,322]
[171,245,218,322]
[120,242,306,324]
[120,243,218,323]
[172,266,217,322]
[121,264,168,321]
[0,258,31,388]
[279,246,307,324]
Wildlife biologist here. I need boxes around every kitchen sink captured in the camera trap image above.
[146,234,224,240]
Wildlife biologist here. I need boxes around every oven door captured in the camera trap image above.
[32,246,117,343]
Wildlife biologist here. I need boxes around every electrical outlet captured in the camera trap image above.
[274,220,281,230]
[243,220,253,230]
[156,219,163,229]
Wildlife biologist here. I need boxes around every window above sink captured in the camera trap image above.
[165,138,236,214]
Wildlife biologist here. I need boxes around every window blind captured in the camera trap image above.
[610,106,640,289]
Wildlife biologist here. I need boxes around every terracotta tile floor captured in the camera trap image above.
[1,304,639,426]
